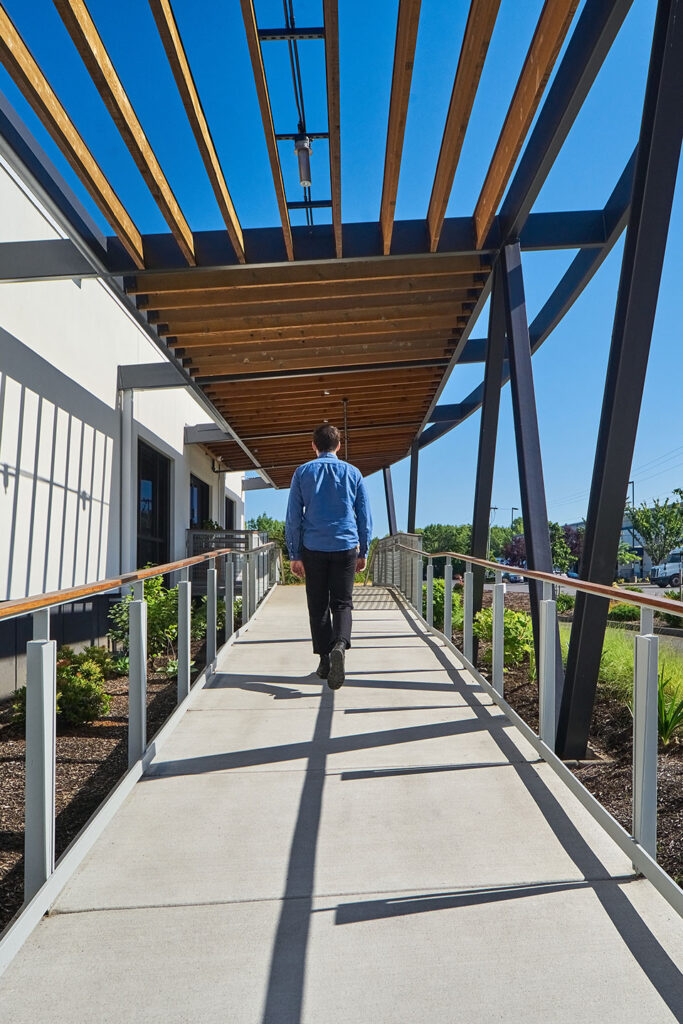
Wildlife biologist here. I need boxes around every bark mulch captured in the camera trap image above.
[0,641,206,935]
[454,629,683,886]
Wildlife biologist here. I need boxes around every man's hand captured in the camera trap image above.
[290,559,305,578]
[356,556,367,572]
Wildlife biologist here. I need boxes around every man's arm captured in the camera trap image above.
[354,473,373,558]
[285,470,304,562]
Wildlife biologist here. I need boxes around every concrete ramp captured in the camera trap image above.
[1,586,682,1022]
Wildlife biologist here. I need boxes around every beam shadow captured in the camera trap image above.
[340,761,532,781]
[390,594,683,1016]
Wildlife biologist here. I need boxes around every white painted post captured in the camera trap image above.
[444,559,453,637]
[539,597,556,748]
[463,563,474,664]
[426,562,434,626]
[128,598,147,768]
[633,633,658,858]
[492,578,505,697]
[640,605,654,635]
[24,639,56,901]
[412,554,420,609]
[32,608,50,641]
[206,558,217,668]
[225,555,234,641]
[177,567,191,703]
[542,581,553,602]
[120,388,134,573]
[242,552,250,623]
[248,535,257,614]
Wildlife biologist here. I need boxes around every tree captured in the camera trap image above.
[549,522,572,573]
[247,513,285,549]
[563,524,584,567]
[628,494,683,567]
[419,524,471,573]
[502,534,526,566]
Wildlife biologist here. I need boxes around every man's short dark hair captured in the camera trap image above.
[313,423,341,452]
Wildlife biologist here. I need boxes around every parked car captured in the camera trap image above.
[502,572,523,583]
[566,571,579,580]
[651,548,682,588]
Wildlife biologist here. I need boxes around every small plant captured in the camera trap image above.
[607,602,640,622]
[57,667,111,726]
[472,608,534,667]
[658,666,683,745]
[108,574,179,658]
[11,686,26,725]
[234,597,243,629]
[113,655,129,676]
[556,592,575,614]
[191,596,226,641]
[623,585,643,593]
[161,658,195,678]
[422,578,463,634]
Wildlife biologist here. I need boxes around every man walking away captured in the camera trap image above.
[285,424,373,690]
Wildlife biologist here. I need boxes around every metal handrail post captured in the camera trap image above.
[206,558,217,667]
[426,562,434,626]
[463,563,474,663]
[640,605,654,635]
[128,597,147,768]
[225,554,234,641]
[24,637,56,902]
[444,559,453,638]
[177,567,191,703]
[413,553,420,610]
[249,548,257,616]
[242,552,250,623]
[32,608,50,641]
[492,572,505,697]
[633,633,658,858]
[539,595,556,748]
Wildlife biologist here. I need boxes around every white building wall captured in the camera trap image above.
[0,160,245,602]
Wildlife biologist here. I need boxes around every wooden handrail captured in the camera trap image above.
[384,540,683,617]
[0,544,276,622]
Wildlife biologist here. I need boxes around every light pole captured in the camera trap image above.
[628,480,637,578]
[510,506,518,530]
[487,506,498,562]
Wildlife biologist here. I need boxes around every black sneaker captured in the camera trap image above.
[315,655,330,679]
[327,642,346,690]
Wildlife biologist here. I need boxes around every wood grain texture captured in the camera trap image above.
[323,0,342,257]
[474,0,579,247]
[148,0,245,262]
[427,0,501,252]
[0,4,144,267]
[54,0,195,264]
[380,0,421,255]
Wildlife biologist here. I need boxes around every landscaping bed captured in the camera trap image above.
[0,640,207,936]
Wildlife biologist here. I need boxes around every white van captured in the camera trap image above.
[651,548,682,588]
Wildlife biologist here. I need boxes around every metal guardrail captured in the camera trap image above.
[371,534,683,915]
[4,542,278,908]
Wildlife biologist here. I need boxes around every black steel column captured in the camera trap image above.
[471,259,507,619]
[557,0,683,759]
[501,242,564,706]
[407,440,419,533]
[383,466,398,536]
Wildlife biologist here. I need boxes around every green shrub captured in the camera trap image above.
[56,644,116,679]
[556,592,575,614]
[607,603,640,622]
[623,585,643,593]
[13,659,111,728]
[57,665,111,726]
[161,658,195,679]
[191,596,226,641]
[422,578,463,634]
[234,597,243,629]
[658,665,683,744]
[472,608,534,667]
[658,591,683,628]
[108,574,179,658]
[113,656,129,676]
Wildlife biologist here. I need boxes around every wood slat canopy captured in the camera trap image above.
[0,0,600,487]
[131,254,487,485]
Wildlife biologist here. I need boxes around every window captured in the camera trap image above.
[225,496,236,529]
[137,441,170,567]
[190,474,210,528]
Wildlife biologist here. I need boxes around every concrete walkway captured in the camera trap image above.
[1,586,682,1022]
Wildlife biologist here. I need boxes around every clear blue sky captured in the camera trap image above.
[2,0,679,536]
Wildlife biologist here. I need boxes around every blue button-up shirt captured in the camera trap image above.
[285,453,373,560]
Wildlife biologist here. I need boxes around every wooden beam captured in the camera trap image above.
[240,0,293,260]
[0,4,144,267]
[322,0,342,257]
[139,274,483,309]
[189,349,451,376]
[128,253,488,293]
[474,0,579,248]
[380,0,422,255]
[179,336,453,364]
[158,298,469,332]
[148,0,245,263]
[426,0,501,253]
[147,287,477,320]
[165,316,466,344]
[54,0,195,265]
